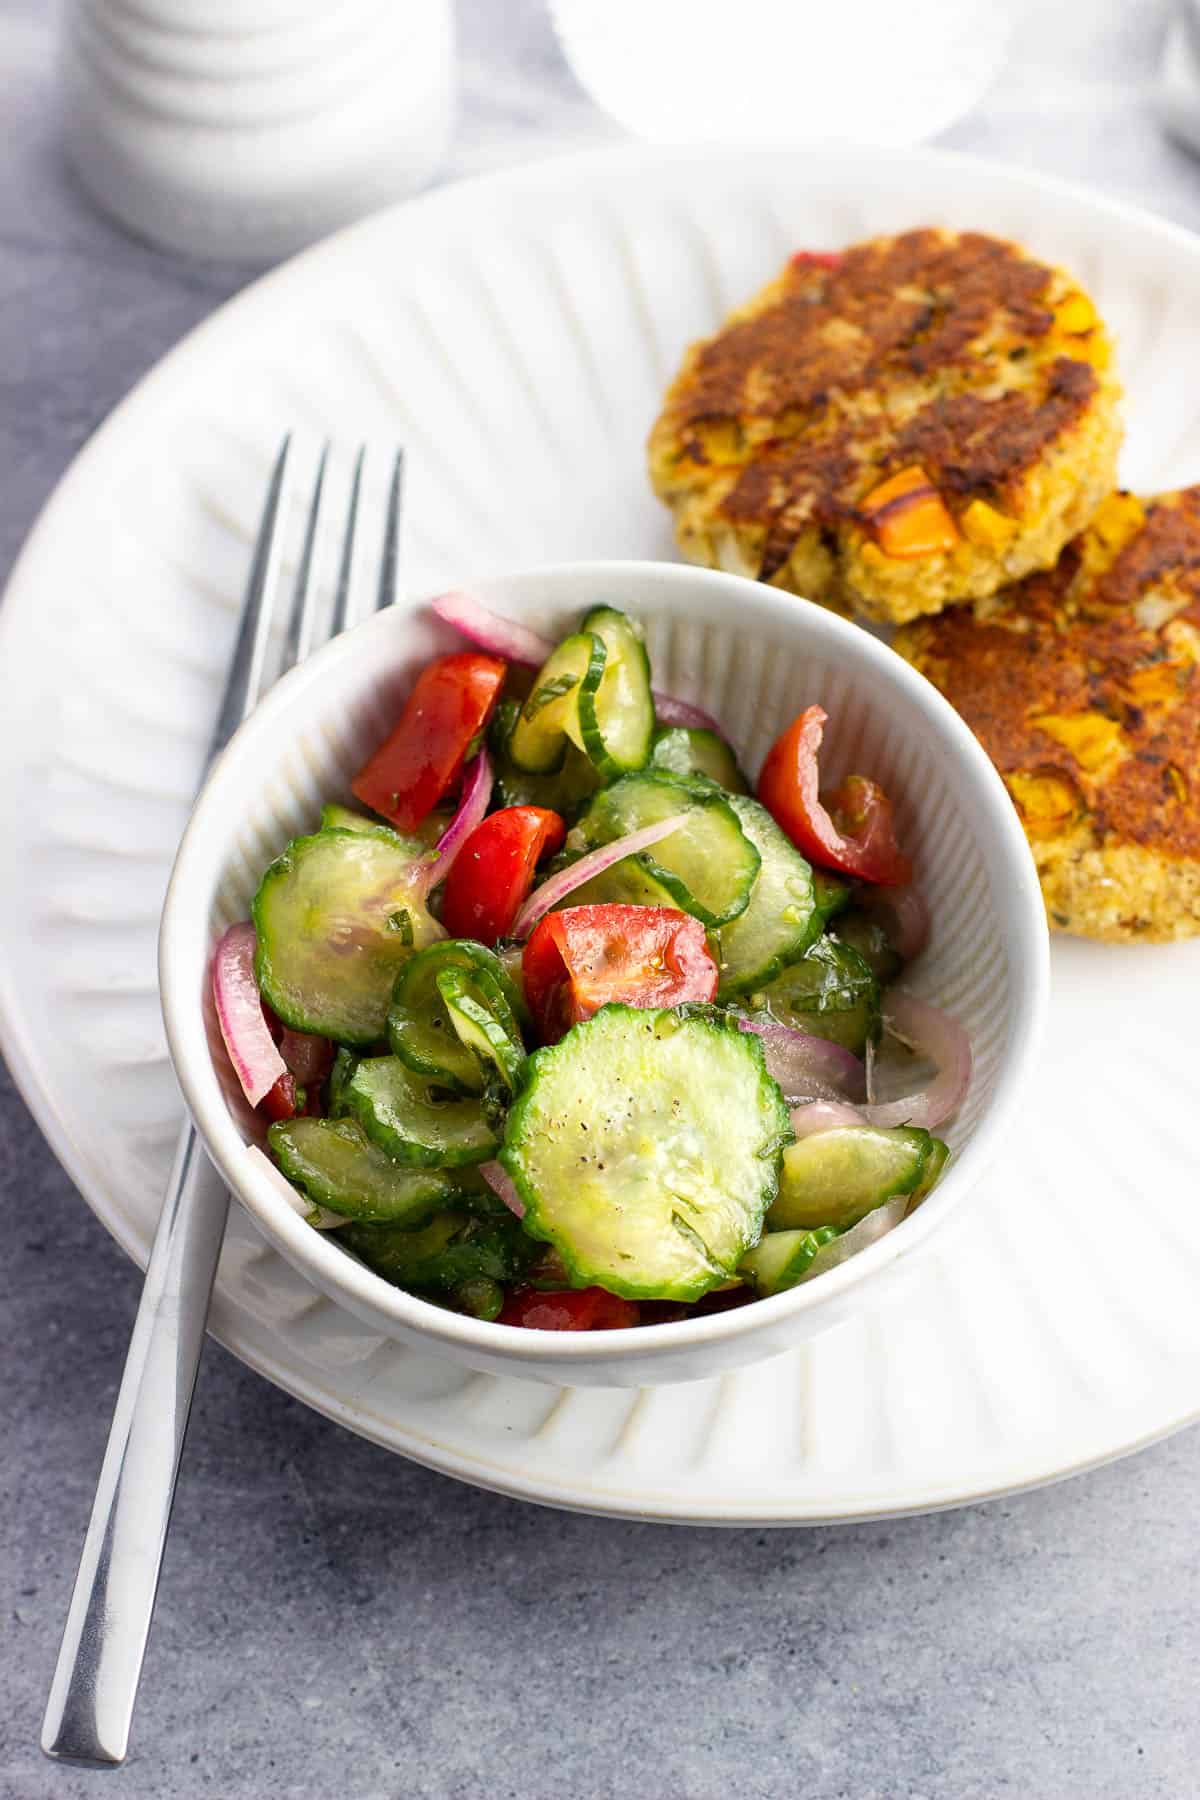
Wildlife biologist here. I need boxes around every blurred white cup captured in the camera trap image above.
[551,0,1009,148]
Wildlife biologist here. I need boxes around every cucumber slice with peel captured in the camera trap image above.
[344,1056,498,1167]
[268,1116,458,1224]
[388,940,521,1094]
[716,795,819,998]
[909,1135,949,1206]
[574,770,760,929]
[768,1125,934,1230]
[650,726,748,792]
[750,933,880,1054]
[252,828,442,1044]
[437,966,524,1091]
[339,1209,536,1293]
[327,1046,360,1117]
[489,698,601,820]
[501,1004,791,1301]
[575,606,654,776]
[812,869,853,925]
[739,1226,841,1296]
[830,909,904,984]
[547,846,678,913]
[508,632,606,774]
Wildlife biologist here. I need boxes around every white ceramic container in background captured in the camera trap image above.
[159,560,1048,1389]
[58,0,455,262]
[550,0,1009,147]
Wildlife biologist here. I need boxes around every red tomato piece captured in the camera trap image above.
[757,705,913,886]
[521,904,718,1043]
[351,652,506,832]
[790,249,841,271]
[498,1286,640,1330]
[259,1071,297,1121]
[439,806,566,946]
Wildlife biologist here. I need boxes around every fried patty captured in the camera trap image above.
[895,487,1200,942]
[648,229,1122,624]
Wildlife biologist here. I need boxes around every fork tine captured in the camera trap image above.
[375,447,405,613]
[206,433,292,762]
[330,443,365,636]
[281,441,329,673]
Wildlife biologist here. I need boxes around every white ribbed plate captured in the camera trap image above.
[3,144,1200,1521]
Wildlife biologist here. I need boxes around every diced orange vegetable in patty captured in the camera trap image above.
[859,466,959,560]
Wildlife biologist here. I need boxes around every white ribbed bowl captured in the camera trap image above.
[160,561,1048,1387]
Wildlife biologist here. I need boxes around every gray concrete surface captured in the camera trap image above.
[3,3,1199,1795]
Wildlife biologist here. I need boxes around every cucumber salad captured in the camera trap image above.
[212,594,971,1332]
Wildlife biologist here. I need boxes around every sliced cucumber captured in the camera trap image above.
[268,1116,457,1224]
[574,770,760,929]
[252,828,442,1044]
[340,1208,536,1293]
[649,726,748,793]
[327,1046,360,1117]
[508,632,606,774]
[344,1056,498,1167]
[739,1226,841,1296]
[454,1276,505,1320]
[547,846,679,913]
[501,1004,791,1302]
[388,940,524,1094]
[812,868,853,924]
[830,909,904,984]
[437,966,524,1091]
[751,934,880,1054]
[909,1136,950,1206]
[319,801,447,851]
[489,698,601,820]
[716,796,819,999]
[575,606,654,776]
[768,1125,933,1230]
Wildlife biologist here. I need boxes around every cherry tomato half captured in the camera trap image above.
[498,1286,640,1330]
[757,705,913,886]
[439,806,566,946]
[259,1071,297,1122]
[522,903,718,1044]
[351,652,506,832]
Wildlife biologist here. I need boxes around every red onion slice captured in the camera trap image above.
[862,884,930,962]
[432,590,554,667]
[213,921,288,1109]
[512,813,690,938]
[479,1159,525,1219]
[652,692,723,732]
[412,748,493,897]
[789,1100,867,1139]
[799,1192,909,1282]
[860,990,972,1131]
[737,1018,866,1104]
[431,592,723,736]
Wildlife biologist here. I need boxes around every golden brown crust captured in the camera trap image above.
[895,487,1200,939]
[673,230,1058,429]
[889,357,1097,503]
[649,228,1123,623]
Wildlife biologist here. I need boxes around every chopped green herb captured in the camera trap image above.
[522,672,579,720]
[387,908,415,943]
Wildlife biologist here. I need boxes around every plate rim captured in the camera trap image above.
[5,136,1200,1523]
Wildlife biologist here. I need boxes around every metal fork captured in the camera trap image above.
[42,436,405,1769]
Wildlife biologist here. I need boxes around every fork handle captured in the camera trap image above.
[41,1124,230,1767]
